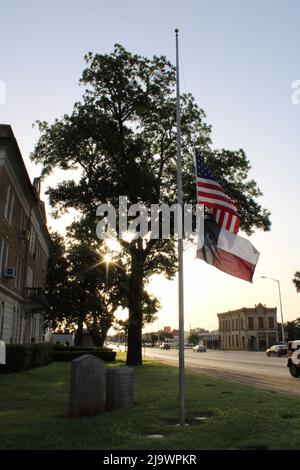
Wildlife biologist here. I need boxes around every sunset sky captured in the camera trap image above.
[1,0,300,332]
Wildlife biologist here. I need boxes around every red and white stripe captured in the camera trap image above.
[196,176,240,234]
[212,208,240,235]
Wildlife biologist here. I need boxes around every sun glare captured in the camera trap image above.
[104,253,112,264]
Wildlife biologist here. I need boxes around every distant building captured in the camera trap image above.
[163,326,171,333]
[171,329,190,345]
[191,327,209,335]
[52,332,74,346]
[218,303,278,351]
[201,330,220,349]
[0,125,50,344]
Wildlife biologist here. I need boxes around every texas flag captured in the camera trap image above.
[196,216,260,283]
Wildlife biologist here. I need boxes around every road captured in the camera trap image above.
[144,347,300,396]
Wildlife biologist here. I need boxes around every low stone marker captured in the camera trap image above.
[68,354,105,418]
[106,366,134,411]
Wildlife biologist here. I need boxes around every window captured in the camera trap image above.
[4,184,11,220]
[248,317,254,329]
[17,311,23,343]
[30,228,37,256]
[4,241,9,269]
[20,208,28,231]
[31,315,36,341]
[10,307,16,343]
[0,302,4,340]
[26,267,33,288]
[268,317,274,329]
[258,317,264,329]
[0,239,4,275]
[1,240,10,273]
[0,239,9,276]
[15,256,23,290]
[8,193,14,225]
[4,184,14,224]
[236,335,239,348]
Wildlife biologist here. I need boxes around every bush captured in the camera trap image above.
[0,343,53,373]
[31,343,53,368]
[52,349,116,362]
[53,344,103,352]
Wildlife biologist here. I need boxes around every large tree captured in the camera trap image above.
[284,318,300,340]
[46,234,128,347]
[45,232,70,330]
[32,44,271,364]
[293,272,300,292]
[47,232,159,347]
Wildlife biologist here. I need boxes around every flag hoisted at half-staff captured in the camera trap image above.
[195,148,240,234]
[196,216,260,282]
[195,150,260,282]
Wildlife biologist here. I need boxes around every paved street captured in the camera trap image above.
[144,348,300,396]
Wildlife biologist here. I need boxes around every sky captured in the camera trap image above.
[1,0,300,332]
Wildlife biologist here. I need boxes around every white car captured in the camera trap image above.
[193,344,207,352]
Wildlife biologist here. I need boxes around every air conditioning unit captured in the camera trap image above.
[19,230,30,240]
[3,267,16,278]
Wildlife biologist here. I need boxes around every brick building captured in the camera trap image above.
[0,125,50,344]
[218,303,278,351]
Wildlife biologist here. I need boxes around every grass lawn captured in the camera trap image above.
[0,353,300,450]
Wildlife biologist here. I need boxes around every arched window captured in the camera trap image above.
[0,302,4,340]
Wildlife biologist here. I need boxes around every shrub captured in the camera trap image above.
[31,343,53,368]
[0,343,53,373]
[52,349,116,362]
[53,344,102,352]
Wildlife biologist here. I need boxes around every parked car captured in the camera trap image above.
[160,343,171,350]
[193,344,207,352]
[287,340,300,378]
[266,344,288,357]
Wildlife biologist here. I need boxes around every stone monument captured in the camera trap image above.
[106,365,134,411]
[68,354,105,418]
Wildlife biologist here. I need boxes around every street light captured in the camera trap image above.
[261,276,286,343]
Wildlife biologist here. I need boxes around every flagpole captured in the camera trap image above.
[175,28,185,426]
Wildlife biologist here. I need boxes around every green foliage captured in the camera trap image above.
[292,271,300,293]
[45,232,70,329]
[188,333,200,346]
[52,349,116,362]
[46,233,133,347]
[32,44,272,364]
[0,343,53,373]
[284,318,300,340]
[2,361,300,449]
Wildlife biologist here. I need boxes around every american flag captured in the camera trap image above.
[195,148,240,234]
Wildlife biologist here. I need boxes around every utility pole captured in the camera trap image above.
[261,276,286,343]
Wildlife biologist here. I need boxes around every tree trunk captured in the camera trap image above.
[87,323,108,348]
[88,328,105,347]
[126,249,145,365]
[74,313,84,346]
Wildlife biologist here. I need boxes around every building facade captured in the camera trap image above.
[201,330,220,349]
[0,125,50,344]
[218,303,278,351]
